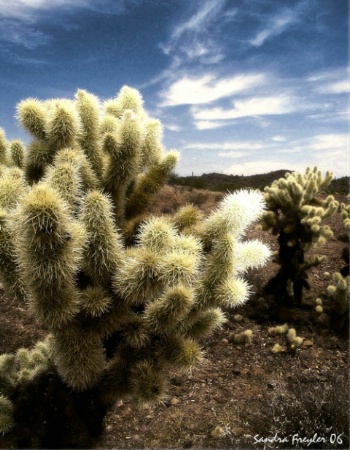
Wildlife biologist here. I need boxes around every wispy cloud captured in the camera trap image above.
[195,120,233,130]
[223,160,289,176]
[161,73,266,107]
[272,135,286,142]
[0,0,140,20]
[164,123,182,132]
[0,19,51,49]
[307,68,350,92]
[294,133,349,153]
[0,0,86,20]
[159,0,235,71]
[192,94,295,122]
[171,1,225,41]
[184,141,265,151]
[322,80,350,94]
[0,0,142,49]
[212,132,350,176]
[249,8,297,47]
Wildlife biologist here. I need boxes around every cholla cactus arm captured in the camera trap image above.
[16,99,47,141]
[0,394,14,434]
[143,284,194,335]
[124,151,179,221]
[340,199,350,231]
[75,90,104,180]
[53,326,106,390]
[194,190,269,309]
[0,355,17,397]
[53,147,101,192]
[0,168,28,210]
[172,204,204,233]
[139,119,163,168]
[80,190,124,286]
[43,161,83,216]
[0,129,9,165]
[15,184,84,329]
[339,198,350,248]
[0,210,27,302]
[45,100,81,151]
[103,110,143,223]
[10,140,25,168]
[24,140,52,183]
[100,114,119,136]
[0,167,28,301]
[105,86,144,118]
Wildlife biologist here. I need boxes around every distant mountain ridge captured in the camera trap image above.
[169,170,349,194]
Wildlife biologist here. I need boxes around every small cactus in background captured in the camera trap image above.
[314,298,323,313]
[327,196,349,332]
[0,86,270,447]
[338,198,350,277]
[268,323,289,336]
[286,328,304,350]
[327,273,349,329]
[229,329,253,344]
[261,167,338,306]
[271,343,286,353]
[269,324,304,353]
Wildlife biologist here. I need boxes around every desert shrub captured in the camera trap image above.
[254,373,349,449]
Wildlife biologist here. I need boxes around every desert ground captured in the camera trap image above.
[0,185,348,449]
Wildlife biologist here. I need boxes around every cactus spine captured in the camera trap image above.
[0,86,270,447]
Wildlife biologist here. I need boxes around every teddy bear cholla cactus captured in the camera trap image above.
[261,167,338,305]
[0,86,270,443]
[327,197,350,330]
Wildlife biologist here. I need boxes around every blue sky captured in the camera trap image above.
[0,0,348,177]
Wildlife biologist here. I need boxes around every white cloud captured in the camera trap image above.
[307,68,350,95]
[192,94,294,121]
[218,151,248,159]
[158,0,235,70]
[164,124,182,132]
[224,161,289,176]
[182,132,349,177]
[0,0,84,20]
[0,0,140,49]
[0,19,51,48]
[0,0,139,21]
[249,9,297,47]
[303,133,349,152]
[161,73,266,107]
[184,141,265,152]
[195,120,231,130]
[171,0,225,41]
[320,80,350,94]
[272,135,286,142]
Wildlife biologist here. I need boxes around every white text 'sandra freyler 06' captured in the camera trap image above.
[253,433,344,447]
